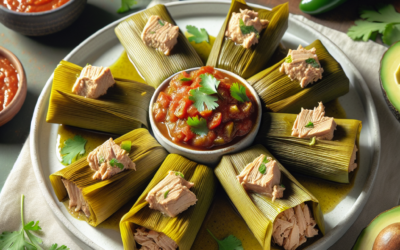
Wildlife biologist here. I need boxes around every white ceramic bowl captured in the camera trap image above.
[149,67,262,165]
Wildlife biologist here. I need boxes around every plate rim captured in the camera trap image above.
[29,1,381,249]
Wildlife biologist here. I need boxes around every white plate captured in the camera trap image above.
[30,1,381,249]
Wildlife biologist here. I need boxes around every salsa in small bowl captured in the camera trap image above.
[150,66,262,165]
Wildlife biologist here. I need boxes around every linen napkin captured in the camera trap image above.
[0,13,395,250]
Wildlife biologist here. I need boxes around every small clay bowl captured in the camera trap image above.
[0,46,27,126]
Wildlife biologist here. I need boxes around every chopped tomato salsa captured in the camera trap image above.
[1,0,70,13]
[153,66,257,149]
[0,57,19,112]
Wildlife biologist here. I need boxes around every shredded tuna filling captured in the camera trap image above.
[349,144,358,172]
[280,45,324,88]
[134,227,178,250]
[61,179,90,217]
[237,154,285,201]
[272,203,318,250]
[225,9,269,49]
[145,171,197,217]
[87,138,136,180]
[141,15,179,56]
[72,65,115,99]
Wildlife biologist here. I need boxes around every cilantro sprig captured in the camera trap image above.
[186,25,210,43]
[189,74,220,112]
[347,4,400,45]
[164,190,170,199]
[305,58,320,68]
[239,19,260,39]
[0,195,69,250]
[110,158,124,170]
[60,135,87,165]
[258,156,269,174]
[305,121,314,128]
[207,229,244,250]
[175,171,185,178]
[230,83,250,102]
[187,116,209,136]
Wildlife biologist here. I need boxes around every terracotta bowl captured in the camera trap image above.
[149,67,262,165]
[0,46,27,126]
[0,0,86,36]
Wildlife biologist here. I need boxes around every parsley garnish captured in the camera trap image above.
[305,121,314,128]
[187,116,209,136]
[239,19,260,39]
[347,4,400,45]
[309,136,316,146]
[285,55,292,63]
[180,78,192,82]
[230,83,250,102]
[0,195,69,250]
[189,89,219,112]
[186,25,210,43]
[207,229,244,250]
[110,158,124,170]
[305,58,320,68]
[158,19,165,26]
[60,135,87,165]
[258,164,266,175]
[164,190,170,199]
[175,171,185,178]
[117,0,137,13]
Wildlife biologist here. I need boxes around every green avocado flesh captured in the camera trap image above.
[381,42,400,116]
[353,206,400,249]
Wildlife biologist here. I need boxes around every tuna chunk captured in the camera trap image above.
[225,9,269,49]
[61,179,90,217]
[272,204,318,250]
[292,102,337,140]
[236,154,285,201]
[349,144,358,172]
[141,15,179,56]
[280,45,324,88]
[87,138,135,180]
[145,171,197,217]
[72,65,115,99]
[134,227,178,250]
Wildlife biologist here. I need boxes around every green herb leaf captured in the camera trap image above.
[189,88,219,112]
[110,158,125,170]
[239,19,260,40]
[280,184,286,188]
[199,74,220,94]
[186,25,210,43]
[285,55,292,63]
[309,136,316,146]
[158,19,165,26]
[383,23,400,45]
[207,229,244,250]
[230,83,250,102]
[117,0,137,13]
[99,157,105,164]
[187,116,209,136]
[175,171,185,178]
[24,221,43,247]
[258,164,266,175]
[60,135,87,165]
[49,244,70,250]
[180,78,192,82]
[121,141,132,153]
[347,20,387,42]
[164,190,170,199]
[360,4,400,23]
[262,156,269,165]
[305,58,320,68]
[305,121,314,128]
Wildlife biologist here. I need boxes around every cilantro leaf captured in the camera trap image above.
[158,19,165,26]
[305,121,314,128]
[164,190,170,199]
[189,88,219,112]
[239,19,260,39]
[49,244,70,250]
[230,83,250,102]
[199,74,220,94]
[383,23,400,45]
[110,158,124,170]
[24,221,43,247]
[347,20,387,42]
[175,171,185,178]
[207,229,244,250]
[187,116,209,136]
[360,4,400,23]
[117,0,137,13]
[60,135,87,165]
[258,164,266,175]
[262,156,269,165]
[186,25,210,43]
[305,58,320,68]
[285,55,292,63]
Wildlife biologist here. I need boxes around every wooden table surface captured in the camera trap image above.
[250,0,400,34]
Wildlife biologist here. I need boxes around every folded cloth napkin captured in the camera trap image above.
[0,13,396,250]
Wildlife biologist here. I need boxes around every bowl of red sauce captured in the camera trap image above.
[150,66,262,165]
[0,46,27,126]
[0,0,86,36]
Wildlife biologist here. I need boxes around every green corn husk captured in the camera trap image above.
[46,60,155,135]
[215,144,324,250]
[247,40,350,113]
[50,128,168,227]
[207,0,289,79]
[115,4,204,88]
[120,154,216,250]
[255,112,362,183]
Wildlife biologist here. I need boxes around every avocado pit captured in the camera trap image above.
[373,222,400,250]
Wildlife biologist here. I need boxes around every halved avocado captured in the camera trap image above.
[353,206,400,249]
[380,41,400,121]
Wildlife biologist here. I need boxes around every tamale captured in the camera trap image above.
[120,154,216,250]
[46,60,154,135]
[215,144,324,250]
[255,112,362,183]
[115,4,204,88]
[207,0,289,79]
[50,128,168,227]
[247,40,349,113]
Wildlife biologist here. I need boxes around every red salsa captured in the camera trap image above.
[153,66,257,149]
[1,0,70,13]
[0,57,19,112]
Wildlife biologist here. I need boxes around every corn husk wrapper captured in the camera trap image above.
[247,40,349,113]
[115,4,204,88]
[215,144,324,250]
[255,112,362,183]
[120,154,216,250]
[46,60,154,135]
[50,128,168,227]
[207,0,288,79]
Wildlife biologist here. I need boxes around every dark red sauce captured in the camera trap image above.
[0,56,19,112]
